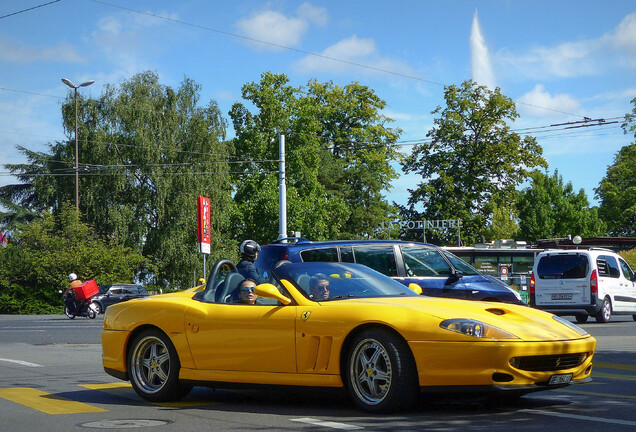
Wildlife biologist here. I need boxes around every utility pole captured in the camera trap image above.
[278,134,287,240]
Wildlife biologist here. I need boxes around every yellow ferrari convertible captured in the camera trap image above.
[102,260,596,413]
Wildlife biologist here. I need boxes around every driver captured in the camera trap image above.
[309,274,330,300]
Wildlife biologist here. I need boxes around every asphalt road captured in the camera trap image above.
[0,314,635,431]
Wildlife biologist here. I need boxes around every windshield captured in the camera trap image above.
[272,262,418,301]
[441,251,480,275]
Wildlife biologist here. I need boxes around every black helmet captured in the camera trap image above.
[240,240,261,258]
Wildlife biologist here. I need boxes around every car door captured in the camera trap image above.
[618,258,636,312]
[103,288,122,308]
[598,255,625,310]
[395,245,467,299]
[184,299,296,373]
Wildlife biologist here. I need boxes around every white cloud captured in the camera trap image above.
[604,12,636,67]
[295,35,415,78]
[496,12,636,80]
[0,38,83,63]
[517,84,581,117]
[296,3,329,27]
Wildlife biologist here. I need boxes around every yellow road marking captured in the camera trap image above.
[79,383,217,407]
[594,362,636,372]
[0,388,107,415]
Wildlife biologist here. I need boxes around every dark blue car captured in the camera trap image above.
[254,239,524,304]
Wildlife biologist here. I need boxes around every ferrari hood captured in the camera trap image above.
[338,296,589,341]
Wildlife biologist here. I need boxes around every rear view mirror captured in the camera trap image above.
[408,283,423,295]
[255,283,292,305]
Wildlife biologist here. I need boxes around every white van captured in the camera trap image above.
[530,248,636,323]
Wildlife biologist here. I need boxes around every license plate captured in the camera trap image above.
[551,293,573,300]
[549,373,573,385]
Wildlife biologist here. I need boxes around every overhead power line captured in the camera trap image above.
[0,0,61,20]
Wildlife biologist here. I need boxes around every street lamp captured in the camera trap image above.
[61,78,95,212]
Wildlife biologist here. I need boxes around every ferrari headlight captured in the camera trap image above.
[552,315,588,336]
[440,319,519,339]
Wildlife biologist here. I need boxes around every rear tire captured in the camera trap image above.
[595,297,612,323]
[128,329,192,402]
[575,314,588,324]
[343,329,418,413]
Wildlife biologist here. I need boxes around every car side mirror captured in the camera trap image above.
[255,283,292,305]
[408,283,423,295]
[447,269,463,283]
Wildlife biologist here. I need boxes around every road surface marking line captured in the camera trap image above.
[0,388,107,415]
[291,417,363,430]
[0,358,43,367]
[592,372,636,380]
[594,362,636,372]
[525,409,636,426]
[79,383,217,407]
[556,388,636,399]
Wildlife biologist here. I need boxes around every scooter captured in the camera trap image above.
[61,291,98,319]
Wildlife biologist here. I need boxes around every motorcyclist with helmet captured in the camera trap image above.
[237,240,266,284]
[64,273,83,314]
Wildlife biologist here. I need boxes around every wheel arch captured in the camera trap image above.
[339,323,417,377]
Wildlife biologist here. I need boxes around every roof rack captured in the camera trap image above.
[271,237,311,245]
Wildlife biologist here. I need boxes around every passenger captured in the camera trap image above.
[237,279,258,305]
[237,240,266,283]
[309,274,330,300]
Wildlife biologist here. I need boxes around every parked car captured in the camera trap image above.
[530,248,636,323]
[254,239,524,304]
[91,284,149,313]
[102,259,595,413]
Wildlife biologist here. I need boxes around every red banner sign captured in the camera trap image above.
[197,196,211,254]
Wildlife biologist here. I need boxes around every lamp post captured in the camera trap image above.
[61,78,95,212]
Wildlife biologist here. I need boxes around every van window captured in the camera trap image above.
[537,254,589,279]
[352,245,398,277]
[401,246,451,277]
[597,255,620,278]
[300,248,339,263]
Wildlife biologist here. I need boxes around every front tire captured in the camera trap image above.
[343,329,418,413]
[595,297,612,323]
[91,302,102,314]
[575,314,588,324]
[64,306,75,319]
[128,329,191,402]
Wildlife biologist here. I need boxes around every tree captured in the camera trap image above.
[517,170,606,241]
[229,72,401,242]
[1,72,235,288]
[402,80,547,245]
[596,97,636,236]
[0,203,149,314]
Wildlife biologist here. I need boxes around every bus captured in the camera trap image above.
[443,243,542,304]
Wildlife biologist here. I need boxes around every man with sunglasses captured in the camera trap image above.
[309,274,330,300]
[237,278,258,305]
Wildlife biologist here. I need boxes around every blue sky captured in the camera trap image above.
[1,0,635,209]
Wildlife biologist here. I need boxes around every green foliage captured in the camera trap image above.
[596,100,636,236]
[402,80,547,245]
[619,248,636,271]
[229,72,401,242]
[481,202,519,242]
[0,203,149,314]
[2,72,235,288]
[517,170,606,241]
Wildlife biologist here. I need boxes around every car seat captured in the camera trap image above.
[215,272,245,303]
